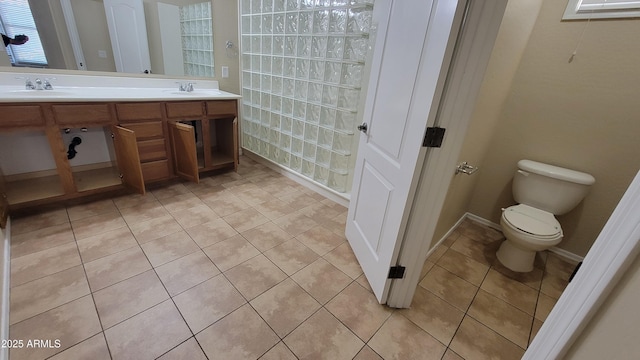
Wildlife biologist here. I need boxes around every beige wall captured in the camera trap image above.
[565,253,640,359]
[433,0,544,242]
[435,0,640,257]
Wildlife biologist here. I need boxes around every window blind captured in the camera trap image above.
[0,0,48,66]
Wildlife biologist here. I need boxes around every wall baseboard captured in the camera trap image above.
[242,149,350,208]
[433,212,584,263]
[0,218,11,360]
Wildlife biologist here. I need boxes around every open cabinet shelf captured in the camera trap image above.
[73,165,121,192]
[5,174,65,205]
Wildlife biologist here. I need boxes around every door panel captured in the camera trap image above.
[112,126,145,194]
[104,0,152,74]
[169,122,199,183]
[346,0,462,303]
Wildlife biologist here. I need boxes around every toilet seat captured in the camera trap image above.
[502,204,562,239]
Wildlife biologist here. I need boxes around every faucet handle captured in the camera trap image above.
[186,82,196,92]
[43,77,56,90]
[15,76,35,90]
[175,81,186,91]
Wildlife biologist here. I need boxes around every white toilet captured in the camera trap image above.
[497,160,595,272]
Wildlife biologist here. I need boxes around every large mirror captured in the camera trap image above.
[2,0,239,84]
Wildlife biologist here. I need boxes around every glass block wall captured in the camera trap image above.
[240,0,374,193]
[180,2,214,77]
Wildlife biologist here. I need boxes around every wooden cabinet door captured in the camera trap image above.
[169,122,199,184]
[112,125,145,194]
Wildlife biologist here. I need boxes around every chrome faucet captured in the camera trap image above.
[176,81,195,92]
[43,78,54,90]
[24,78,35,90]
[34,78,43,90]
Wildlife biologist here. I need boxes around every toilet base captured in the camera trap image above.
[496,240,536,272]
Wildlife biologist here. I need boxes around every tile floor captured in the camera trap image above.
[7,156,577,360]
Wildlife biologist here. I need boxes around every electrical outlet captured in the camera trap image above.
[98,50,107,58]
[221,66,229,78]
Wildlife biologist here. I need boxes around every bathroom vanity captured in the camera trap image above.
[0,71,241,226]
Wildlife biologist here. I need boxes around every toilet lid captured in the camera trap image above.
[503,205,562,237]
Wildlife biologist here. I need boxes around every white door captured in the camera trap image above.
[346,0,465,303]
[104,0,152,74]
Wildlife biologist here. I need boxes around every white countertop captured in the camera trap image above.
[0,71,241,103]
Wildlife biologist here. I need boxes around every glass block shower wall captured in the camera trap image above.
[240,0,373,193]
[181,2,214,77]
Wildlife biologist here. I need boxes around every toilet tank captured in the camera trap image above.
[513,160,595,215]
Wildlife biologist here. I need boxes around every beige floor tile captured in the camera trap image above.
[481,269,538,315]
[441,231,461,248]
[420,260,435,281]
[326,282,394,341]
[284,308,364,360]
[323,212,348,236]
[49,333,111,360]
[296,225,346,256]
[9,295,101,360]
[278,192,319,211]
[71,211,127,240]
[535,292,558,322]
[291,258,353,304]
[10,266,89,325]
[450,234,500,266]
[196,304,279,360]
[129,214,183,244]
[427,245,447,263]
[467,290,533,349]
[224,207,270,233]
[368,313,446,360]
[186,218,239,248]
[491,258,544,290]
[224,254,287,300]
[159,193,205,213]
[442,349,465,360]
[104,301,190,359]
[540,272,569,299]
[76,226,137,263]
[356,273,374,292]
[242,221,294,252]
[259,342,298,360]
[173,274,246,333]
[155,251,220,296]
[353,346,383,360]
[529,319,544,346]
[203,193,251,217]
[66,199,118,222]
[93,270,169,329]
[250,278,321,337]
[11,223,75,259]
[84,246,152,291]
[436,248,490,286]
[11,208,69,236]
[157,338,207,360]
[419,265,478,312]
[140,230,200,267]
[545,253,578,281]
[202,234,260,271]
[171,204,220,228]
[298,202,346,225]
[324,242,363,280]
[398,286,464,345]
[253,198,297,220]
[150,183,191,200]
[10,241,81,287]
[449,316,525,360]
[273,212,318,237]
[119,200,169,225]
[264,238,319,275]
[235,188,276,205]
[113,192,157,210]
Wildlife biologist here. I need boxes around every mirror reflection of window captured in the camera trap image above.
[0,0,47,67]
[180,1,214,77]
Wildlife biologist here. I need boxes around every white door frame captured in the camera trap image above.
[523,170,640,359]
[60,0,86,70]
[385,0,509,308]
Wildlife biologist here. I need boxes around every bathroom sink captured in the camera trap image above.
[164,89,222,96]
[8,89,72,96]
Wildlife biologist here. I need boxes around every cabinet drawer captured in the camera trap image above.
[206,100,237,117]
[138,139,167,162]
[53,104,113,126]
[141,160,170,182]
[0,105,44,128]
[116,103,162,120]
[165,102,203,118]
[121,121,164,139]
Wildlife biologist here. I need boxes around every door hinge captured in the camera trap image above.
[388,266,406,279]
[422,127,446,148]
